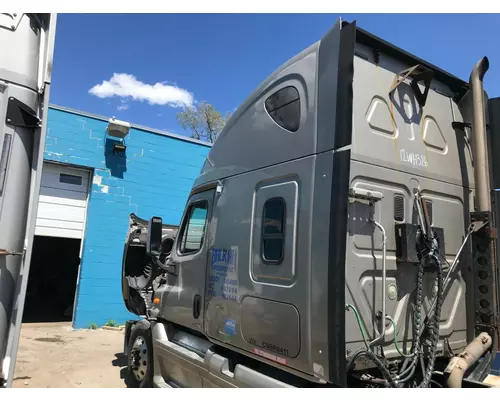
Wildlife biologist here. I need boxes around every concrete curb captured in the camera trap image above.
[102,326,124,331]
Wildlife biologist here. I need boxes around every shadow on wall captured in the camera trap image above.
[105,138,128,179]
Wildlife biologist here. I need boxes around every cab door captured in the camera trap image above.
[162,189,214,333]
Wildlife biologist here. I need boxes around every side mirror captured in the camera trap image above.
[146,216,163,257]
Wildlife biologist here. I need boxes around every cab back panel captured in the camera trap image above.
[344,44,474,355]
[351,43,474,188]
[346,162,469,355]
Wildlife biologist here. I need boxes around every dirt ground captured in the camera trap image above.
[12,322,128,388]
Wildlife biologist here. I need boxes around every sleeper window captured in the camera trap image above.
[179,202,208,254]
[261,198,286,264]
[265,86,301,132]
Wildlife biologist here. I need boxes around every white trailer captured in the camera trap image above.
[0,13,57,388]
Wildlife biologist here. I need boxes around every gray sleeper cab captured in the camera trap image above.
[122,18,483,388]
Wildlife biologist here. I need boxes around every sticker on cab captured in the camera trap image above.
[224,318,237,336]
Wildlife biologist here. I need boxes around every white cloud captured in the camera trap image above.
[89,73,194,108]
[117,104,129,111]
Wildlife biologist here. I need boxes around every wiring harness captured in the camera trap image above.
[346,191,445,388]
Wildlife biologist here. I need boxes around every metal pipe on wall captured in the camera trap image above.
[370,219,387,346]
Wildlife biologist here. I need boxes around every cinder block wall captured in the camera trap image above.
[44,106,211,328]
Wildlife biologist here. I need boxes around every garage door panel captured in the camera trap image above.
[34,226,83,239]
[41,171,89,193]
[41,167,90,181]
[39,187,87,206]
[35,218,85,231]
[35,162,90,239]
[37,202,86,223]
[43,162,90,178]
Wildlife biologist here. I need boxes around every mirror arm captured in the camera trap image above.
[152,255,177,276]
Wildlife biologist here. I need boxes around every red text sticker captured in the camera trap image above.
[253,348,287,365]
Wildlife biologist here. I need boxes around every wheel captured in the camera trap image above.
[127,320,153,388]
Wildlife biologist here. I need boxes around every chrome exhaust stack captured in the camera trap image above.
[465,57,499,383]
[469,56,491,211]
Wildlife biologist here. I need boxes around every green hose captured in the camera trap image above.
[345,303,398,387]
[386,315,416,358]
[346,304,418,360]
[345,303,370,350]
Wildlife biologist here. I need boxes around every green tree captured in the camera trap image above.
[176,101,230,143]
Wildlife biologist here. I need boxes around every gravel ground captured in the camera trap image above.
[12,322,500,388]
[12,322,128,388]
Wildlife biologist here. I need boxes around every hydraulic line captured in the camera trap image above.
[386,316,416,358]
[429,379,443,388]
[389,194,446,387]
[345,211,395,386]
[362,351,398,387]
[396,363,417,384]
[346,190,446,388]
[394,192,444,387]
[345,304,370,350]
[347,240,418,384]
[345,347,367,372]
[416,254,444,387]
[393,257,425,385]
[394,250,444,387]
[345,305,397,387]
[345,348,398,388]
[420,355,426,382]
[396,224,472,382]
[426,224,473,319]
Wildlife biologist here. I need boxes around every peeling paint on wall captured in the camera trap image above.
[93,175,102,185]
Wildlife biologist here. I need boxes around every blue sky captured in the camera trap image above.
[51,13,500,138]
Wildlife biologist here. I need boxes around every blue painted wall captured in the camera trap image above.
[45,107,211,328]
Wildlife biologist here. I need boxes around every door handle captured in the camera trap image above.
[164,259,177,275]
[193,293,202,319]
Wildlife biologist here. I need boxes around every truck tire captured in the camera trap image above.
[126,320,153,388]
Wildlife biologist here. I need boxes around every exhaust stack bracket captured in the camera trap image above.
[389,64,434,108]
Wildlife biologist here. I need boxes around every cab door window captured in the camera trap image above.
[178,201,208,255]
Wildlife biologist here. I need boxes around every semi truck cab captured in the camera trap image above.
[122,18,500,388]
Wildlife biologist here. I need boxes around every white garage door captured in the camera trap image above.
[35,162,90,239]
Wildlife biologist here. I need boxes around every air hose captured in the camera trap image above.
[417,254,444,387]
[395,248,444,387]
[386,316,416,358]
[345,304,398,387]
[346,227,445,388]
[396,193,445,387]
[393,255,425,386]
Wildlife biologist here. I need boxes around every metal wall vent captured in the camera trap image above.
[394,194,405,222]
